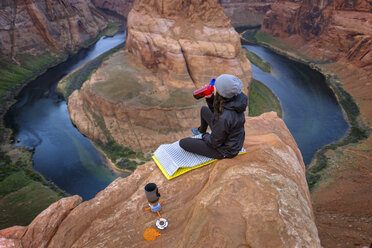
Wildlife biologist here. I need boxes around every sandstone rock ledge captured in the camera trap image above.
[0,112,321,248]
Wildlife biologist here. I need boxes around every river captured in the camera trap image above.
[5,33,349,200]
[243,45,349,164]
[5,33,128,200]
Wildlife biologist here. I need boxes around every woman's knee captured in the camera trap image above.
[179,138,190,150]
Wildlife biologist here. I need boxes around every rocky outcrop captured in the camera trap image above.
[125,0,251,90]
[261,0,372,69]
[308,61,372,248]
[91,0,135,18]
[0,113,321,247]
[20,196,82,248]
[68,0,252,154]
[219,0,275,27]
[260,1,372,247]
[68,50,205,153]
[0,195,82,248]
[0,0,108,62]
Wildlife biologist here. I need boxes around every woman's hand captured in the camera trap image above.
[205,88,216,98]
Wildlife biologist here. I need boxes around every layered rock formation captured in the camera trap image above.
[68,50,204,153]
[90,0,275,27]
[309,61,372,248]
[0,113,321,247]
[125,0,251,89]
[261,0,372,69]
[91,0,135,18]
[260,1,372,247]
[0,0,108,62]
[68,0,252,154]
[219,0,275,27]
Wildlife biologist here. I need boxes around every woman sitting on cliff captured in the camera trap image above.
[180,74,247,159]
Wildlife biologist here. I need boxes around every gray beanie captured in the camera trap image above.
[215,74,242,98]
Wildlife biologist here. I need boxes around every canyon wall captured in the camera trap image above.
[91,0,135,18]
[90,0,275,27]
[260,1,372,247]
[0,0,108,62]
[261,0,372,68]
[125,0,251,89]
[68,0,252,155]
[219,0,275,27]
[67,50,204,153]
[0,113,321,248]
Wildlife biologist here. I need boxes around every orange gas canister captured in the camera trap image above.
[193,78,215,99]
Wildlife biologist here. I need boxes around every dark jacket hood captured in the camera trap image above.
[223,92,248,113]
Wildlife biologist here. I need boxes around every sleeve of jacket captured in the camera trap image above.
[202,117,227,149]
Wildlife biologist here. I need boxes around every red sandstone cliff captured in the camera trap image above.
[90,0,275,27]
[260,1,372,247]
[67,50,204,153]
[125,0,251,89]
[0,113,321,248]
[0,0,108,63]
[91,0,135,18]
[219,0,275,27]
[261,0,372,69]
[67,0,252,156]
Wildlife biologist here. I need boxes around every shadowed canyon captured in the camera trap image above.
[0,0,371,247]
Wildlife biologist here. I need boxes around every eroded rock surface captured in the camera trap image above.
[0,195,81,248]
[91,0,135,18]
[0,113,321,248]
[21,196,82,248]
[125,0,251,89]
[91,0,274,28]
[0,0,107,62]
[68,0,252,154]
[68,50,205,153]
[309,61,372,248]
[219,0,275,27]
[260,1,372,247]
[261,0,372,69]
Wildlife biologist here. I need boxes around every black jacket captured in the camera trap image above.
[202,92,247,158]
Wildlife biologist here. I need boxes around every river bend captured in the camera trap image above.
[5,34,349,199]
